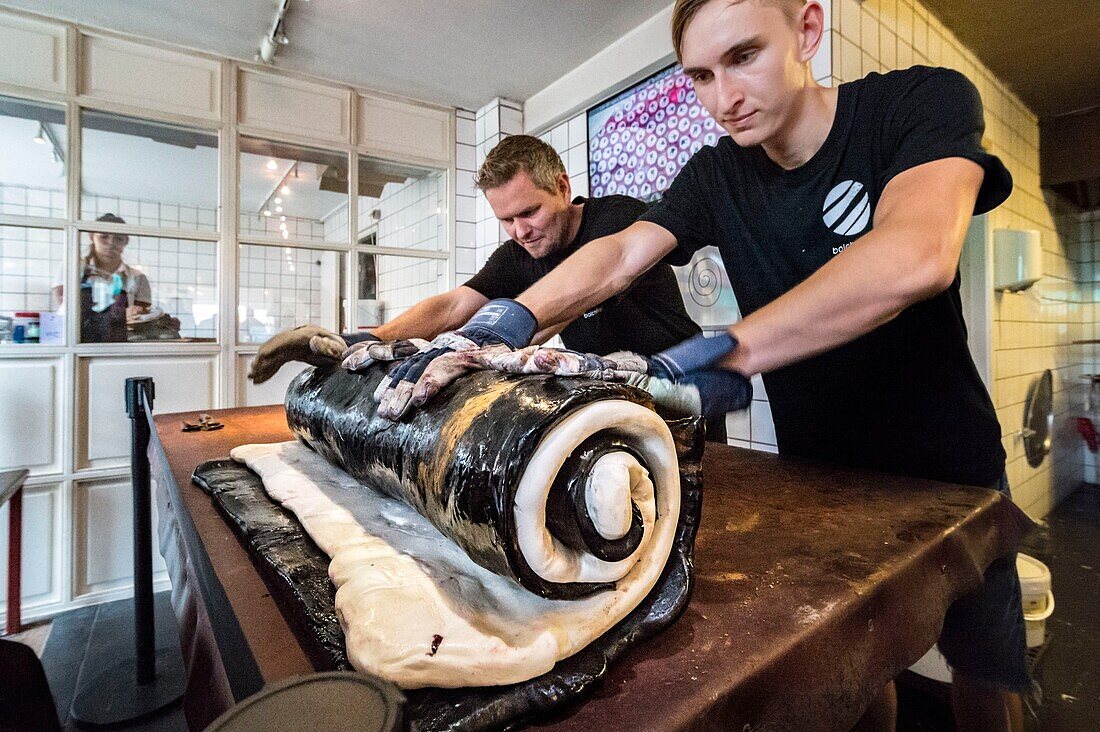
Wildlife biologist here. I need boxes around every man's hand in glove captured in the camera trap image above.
[342,337,430,372]
[621,367,752,422]
[375,299,537,420]
[486,333,752,422]
[249,325,352,383]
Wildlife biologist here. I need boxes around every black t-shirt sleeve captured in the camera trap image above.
[879,67,1011,214]
[462,242,523,300]
[639,150,716,267]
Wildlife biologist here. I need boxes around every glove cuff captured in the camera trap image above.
[460,299,538,349]
[649,332,738,379]
[343,330,380,345]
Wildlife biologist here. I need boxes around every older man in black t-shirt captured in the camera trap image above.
[391,1,1029,728]
[250,135,705,414]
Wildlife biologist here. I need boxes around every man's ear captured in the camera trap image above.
[797,0,826,63]
[557,172,572,200]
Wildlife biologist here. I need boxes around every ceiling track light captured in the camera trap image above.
[34,121,66,169]
[257,0,302,65]
[257,161,298,218]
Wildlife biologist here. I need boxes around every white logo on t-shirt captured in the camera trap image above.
[822,180,871,237]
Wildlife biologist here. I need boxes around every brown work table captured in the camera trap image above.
[150,405,1029,731]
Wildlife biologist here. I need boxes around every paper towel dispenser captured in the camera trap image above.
[994,228,1042,292]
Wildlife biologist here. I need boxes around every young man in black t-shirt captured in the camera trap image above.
[250,135,700,376]
[394,0,1027,727]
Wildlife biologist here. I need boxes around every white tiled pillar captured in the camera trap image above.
[539,114,590,199]
[455,109,478,285]
[473,98,524,270]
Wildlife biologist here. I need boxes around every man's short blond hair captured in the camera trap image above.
[474,134,566,195]
[672,0,806,62]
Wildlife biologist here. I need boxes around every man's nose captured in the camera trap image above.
[715,72,745,115]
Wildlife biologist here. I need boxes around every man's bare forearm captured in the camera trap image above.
[725,225,950,374]
[516,221,677,331]
[370,287,486,340]
[532,321,567,345]
[725,158,981,376]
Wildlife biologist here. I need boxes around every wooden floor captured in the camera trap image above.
[6,619,51,656]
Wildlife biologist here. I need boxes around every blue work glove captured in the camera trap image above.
[644,333,752,422]
[376,299,538,419]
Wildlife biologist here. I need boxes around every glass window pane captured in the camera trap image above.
[357,157,446,252]
[239,137,348,244]
[0,226,64,344]
[76,230,218,343]
[0,96,67,219]
[353,253,445,334]
[80,111,219,232]
[238,244,345,343]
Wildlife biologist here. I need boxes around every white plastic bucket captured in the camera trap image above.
[1017,553,1053,648]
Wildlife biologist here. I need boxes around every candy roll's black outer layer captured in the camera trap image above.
[405,414,706,732]
[191,459,350,672]
[545,435,646,562]
[190,415,704,732]
[285,364,659,600]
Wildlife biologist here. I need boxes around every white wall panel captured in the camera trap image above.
[78,355,217,469]
[239,69,350,143]
[72,477,167,597]
[0,13,67,93]
[80,34,220,120]
[237,354,306,407]
[359,94,452,165]
[0,484,61,615]
[0,359,62,475]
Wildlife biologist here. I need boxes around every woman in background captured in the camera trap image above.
[51,213,152,342]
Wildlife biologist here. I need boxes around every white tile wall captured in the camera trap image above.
[319,166,447,320]
[474,99,524,270]
[371,255,444,322]
[237,244,333,342]
[239,211,327,241]
[0,225,63,317]
[0,183,65,218]
[455,108,478,286]
[1076,208,1100,483]
[358,174,445,253]
[83,193,217,233]
[122,236,218,338]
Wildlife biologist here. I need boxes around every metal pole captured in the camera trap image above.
[125,377,156,686]
[5,486,22,636]
[71,376,183,725]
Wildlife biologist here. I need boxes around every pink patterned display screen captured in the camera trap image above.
[587,64,726,202]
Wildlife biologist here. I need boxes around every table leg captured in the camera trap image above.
[6,487,21,635]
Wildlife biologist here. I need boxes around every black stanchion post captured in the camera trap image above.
[126,376,156,685]
[70,377,184,726]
